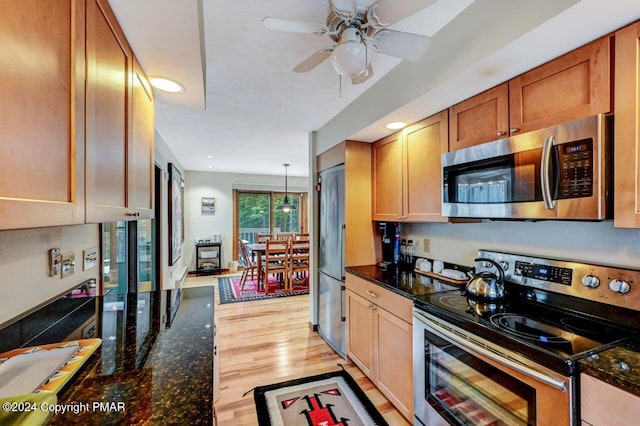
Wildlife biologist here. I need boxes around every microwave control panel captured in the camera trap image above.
[557,138,593,199]
[514,261,572,286]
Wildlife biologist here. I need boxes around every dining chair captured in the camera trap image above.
[256,233,272,243]
[293,233,310,241]
[261,240,289,294]
[238,239,257,290]
[288,240,309,291]
[274,232,295,241]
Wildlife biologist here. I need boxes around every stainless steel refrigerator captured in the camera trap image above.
[317,164,346,357]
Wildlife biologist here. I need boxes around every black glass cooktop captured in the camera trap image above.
[415,289,631,374]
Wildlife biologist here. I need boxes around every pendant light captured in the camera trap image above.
[276,163,296,213]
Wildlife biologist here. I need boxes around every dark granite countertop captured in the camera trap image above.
[345,264,464,299]
[579,339,640,397]
[50,286,215,425]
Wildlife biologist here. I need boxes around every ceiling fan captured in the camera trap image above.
[262,0,436,85]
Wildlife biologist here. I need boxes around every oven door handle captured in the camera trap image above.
[414,312,568,392]
[541,135,556,210]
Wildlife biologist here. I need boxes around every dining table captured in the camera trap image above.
[245,241,310,287]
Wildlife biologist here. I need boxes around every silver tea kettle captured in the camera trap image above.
[466,258,505,300]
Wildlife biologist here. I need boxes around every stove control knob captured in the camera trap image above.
[498,260,509,272]
[581,275,600,288]
[608,279,631,294]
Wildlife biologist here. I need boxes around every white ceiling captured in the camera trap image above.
[109,0,640,178]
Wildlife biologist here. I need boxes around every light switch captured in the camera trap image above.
[83,248,98,271]
[61,252,75,278]
[423,239,431,253]
[48,248,62,277]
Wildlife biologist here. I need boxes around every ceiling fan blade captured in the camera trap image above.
[330,0,357,19]
[370,29,431,62]
[368,0,438,27]
[262,17,328,35]
[351,63,373,85]
[293,46,335,73]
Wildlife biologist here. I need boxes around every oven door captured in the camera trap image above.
[413,309,576,426]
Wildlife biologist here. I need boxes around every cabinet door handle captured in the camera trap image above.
[366,290,377,298]
[497,131,506,136]
[510,127,520,134]
[125,212,140,217]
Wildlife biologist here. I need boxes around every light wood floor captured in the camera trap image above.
[185,275,410,425]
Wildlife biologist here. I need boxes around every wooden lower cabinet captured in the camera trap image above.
[374,306,413,418]
[345,274,413,420]
[346,290,374,377]
[581,374,640,425]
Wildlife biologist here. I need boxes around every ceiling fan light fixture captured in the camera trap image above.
[330,28,367,78]
[148,76,185,93]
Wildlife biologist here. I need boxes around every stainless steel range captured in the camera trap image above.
[413,250,640,426]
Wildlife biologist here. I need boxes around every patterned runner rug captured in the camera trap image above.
[218,274,309,304]
[253,369,389,426]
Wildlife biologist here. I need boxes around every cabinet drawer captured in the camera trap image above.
[346,273,413,323]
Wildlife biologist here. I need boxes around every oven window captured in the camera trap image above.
[426,332,536,425]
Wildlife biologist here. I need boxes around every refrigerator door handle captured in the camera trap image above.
[340,224,346,280]
[341,285,346,322]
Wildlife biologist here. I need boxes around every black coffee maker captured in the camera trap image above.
[377,222,396,266]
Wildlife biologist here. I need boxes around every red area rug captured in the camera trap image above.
[253,369,389,426]
[218,274,309,304]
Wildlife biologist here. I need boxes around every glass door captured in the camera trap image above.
[273,193,301,234]
[237,192,271,243]
[426,331,536,425]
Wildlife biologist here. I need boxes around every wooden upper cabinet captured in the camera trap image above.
[85,0,154,222]
[509,36,611,135]
[130,57,155,218]
[372,111,449,222]
[0,0,86,230]
[403,111,448,222]
[614,22,640,228]
[372,132,402,221]
[449,83,509,151]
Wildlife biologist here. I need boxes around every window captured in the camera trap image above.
[234,190,308,260]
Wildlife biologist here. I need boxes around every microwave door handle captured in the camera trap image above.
[541,135,556,210]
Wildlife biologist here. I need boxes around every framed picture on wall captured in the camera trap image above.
[201,197,215,214]
[168,163,183,266]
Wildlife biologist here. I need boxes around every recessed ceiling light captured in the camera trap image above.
[207,155,213,158]
[148,76,184,93]
[386,121,407,130]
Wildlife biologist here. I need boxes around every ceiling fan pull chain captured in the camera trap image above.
[364,42,369,77]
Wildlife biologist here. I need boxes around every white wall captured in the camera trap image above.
[184,170,309,272]
[403,220,640,268]
[0,224,100,327]
[154,131,188,289]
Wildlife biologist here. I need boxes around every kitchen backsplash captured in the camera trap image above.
[0,224,100,327]
[404,220,640,268]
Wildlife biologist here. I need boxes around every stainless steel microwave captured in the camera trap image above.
[442,114,612,220]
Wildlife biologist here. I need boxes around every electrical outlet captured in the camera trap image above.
[423,238,431,253]
[61,252,75,278]
[83,248,98,271]
[48,248,62,276]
